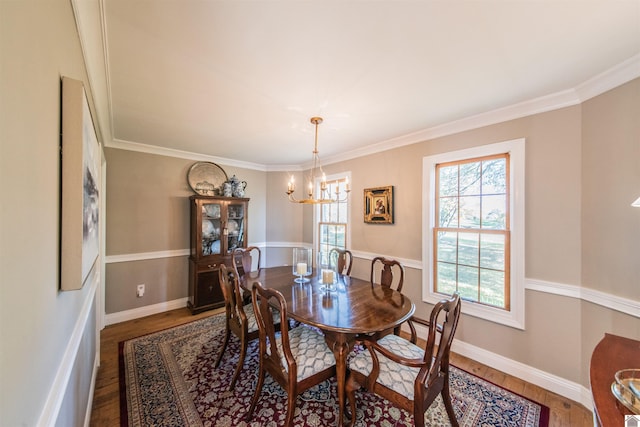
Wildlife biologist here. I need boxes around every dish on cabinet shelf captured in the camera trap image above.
[202,220,214,237]
[204,204,220,218]
[202,239,221,256]
[227,219,238,234]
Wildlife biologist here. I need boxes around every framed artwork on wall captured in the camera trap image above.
[364,186,394,224]
[60,76,100,291]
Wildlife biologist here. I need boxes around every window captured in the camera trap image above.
[423,139,525,329]
[435,154,510,309]
[315,173,351,257]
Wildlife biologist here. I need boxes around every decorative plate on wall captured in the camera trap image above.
[188,162,228,196]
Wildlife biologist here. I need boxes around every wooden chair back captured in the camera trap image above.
[329,248,353,275]
[346,293,462,427]
[248,281,337,426]
[413,293,461,405]
[219,264,247,332]
[370,256,404,291]
[251,282,292,383]
[215,264,259,390]
[233,246,261,278]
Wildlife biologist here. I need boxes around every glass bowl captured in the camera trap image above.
[612,368,640,414]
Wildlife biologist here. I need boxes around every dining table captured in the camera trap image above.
[241,265,415,426]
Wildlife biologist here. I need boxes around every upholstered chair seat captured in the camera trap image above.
[271,325,336,382]
[349,333,424,399]
[346,293,462,427]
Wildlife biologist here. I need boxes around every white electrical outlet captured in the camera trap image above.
[137,284,145,297]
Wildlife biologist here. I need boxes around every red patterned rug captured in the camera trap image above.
[120,313,549,426]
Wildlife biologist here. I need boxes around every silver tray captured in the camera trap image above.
[187,162,228,196]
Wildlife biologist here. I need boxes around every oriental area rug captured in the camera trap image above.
[120,313,549,427]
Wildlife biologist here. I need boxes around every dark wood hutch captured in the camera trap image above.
[188,195,249,314]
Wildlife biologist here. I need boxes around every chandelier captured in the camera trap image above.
[286,117,350,204]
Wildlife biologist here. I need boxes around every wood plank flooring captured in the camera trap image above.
[89,307,593,426]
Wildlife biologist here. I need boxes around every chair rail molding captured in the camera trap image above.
[105,246,639,318]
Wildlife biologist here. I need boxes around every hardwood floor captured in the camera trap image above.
[90,307,593,426]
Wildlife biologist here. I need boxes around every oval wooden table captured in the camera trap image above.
[242,265,415,426]
[590,333,640,426]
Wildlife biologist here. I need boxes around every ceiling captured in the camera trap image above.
[96,1,639,169]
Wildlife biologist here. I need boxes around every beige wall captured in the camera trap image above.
[581,79,640,299]
[265,171,305,266]
[105,149,194,254]
[1,0,100,425]
[579,79,640,385]
[104,148,269,312]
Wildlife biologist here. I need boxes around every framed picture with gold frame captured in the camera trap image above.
[364,186,394,224]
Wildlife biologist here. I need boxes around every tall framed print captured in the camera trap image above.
[60,76,100,291]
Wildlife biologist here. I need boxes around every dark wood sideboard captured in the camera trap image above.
[590,333,640,426]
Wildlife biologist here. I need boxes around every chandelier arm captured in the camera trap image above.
[286,116,350,205]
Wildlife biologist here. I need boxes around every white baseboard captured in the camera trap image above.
[406,322,593,412]
[452,339,592,410]
[105,297,189,326]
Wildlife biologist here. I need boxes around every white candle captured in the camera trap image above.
[322,269,334,284]
[296,262,307,275]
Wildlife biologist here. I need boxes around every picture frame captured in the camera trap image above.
[60,76,100,291]
[364,186,394,224]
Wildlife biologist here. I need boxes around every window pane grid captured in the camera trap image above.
[434,153,510,310]
[317,177,349,254]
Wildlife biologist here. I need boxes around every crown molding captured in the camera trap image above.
[106,138,272,172]
[575,53,640,101]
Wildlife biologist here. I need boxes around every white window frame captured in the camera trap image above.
[313,171,352,258]
[422,139,525,329]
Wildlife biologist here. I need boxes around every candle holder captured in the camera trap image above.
[318,251,337,292]
[292,247,312,283]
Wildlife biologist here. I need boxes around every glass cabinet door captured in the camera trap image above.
[201,202,222,256]
[225,202,245,254]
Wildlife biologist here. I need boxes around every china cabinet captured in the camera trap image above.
[188,195,249,314]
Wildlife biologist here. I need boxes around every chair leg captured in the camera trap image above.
[284,393,297,427]
[413,402,426,427]
[245,361,265,421]
[229,337,247,390]
[345,374,360,427]
[442,385,459,427]
[214,327,230,368]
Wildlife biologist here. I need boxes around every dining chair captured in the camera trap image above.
[215,263,278,391]
[370,256,405,337]
[370,256,404,292]
[246,281,337,427]
[330,248,353,275]
[233,246,262,305]
[346,293,462,427]
[232,246,261,279]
